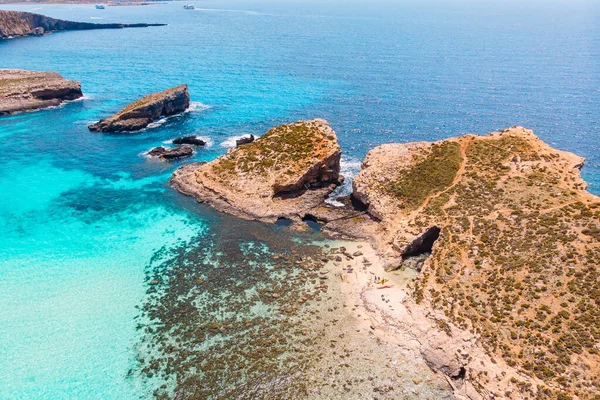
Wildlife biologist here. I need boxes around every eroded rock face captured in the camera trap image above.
[171,119,342,221]
[147,146,193,160]
[0,10,165,39]
[0,69,82,115]
[89,85,190,132]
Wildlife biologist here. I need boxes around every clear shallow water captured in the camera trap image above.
[0,0,599,398]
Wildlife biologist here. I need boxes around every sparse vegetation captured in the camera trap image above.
[385,142,462,209]
[212,120,337,178]
[380,130,600,398]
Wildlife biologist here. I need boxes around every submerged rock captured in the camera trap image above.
[0,69,82,115]
[0,10,166,39]
[89,85,190,132]
[171,119,342,222]
[172,136,206,146]
[148,146,193,160]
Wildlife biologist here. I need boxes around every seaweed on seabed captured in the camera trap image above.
[133,217,330,399]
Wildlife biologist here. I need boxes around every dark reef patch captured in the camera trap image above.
[135,218,332,399]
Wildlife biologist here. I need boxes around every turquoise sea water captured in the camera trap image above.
[1,0,599,398]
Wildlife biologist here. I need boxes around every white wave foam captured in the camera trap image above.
[220,134,258,149]
[140,148,160,159]
[325,156,363,207]
[187,102,211,113]
[146,117,168,129]
[67,95,91,103]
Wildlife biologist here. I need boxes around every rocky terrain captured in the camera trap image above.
[89,85,189,132]
[0,69,82,115]
[172,124,600,399]
[343,127,600,399]
[0,10,165,39]
[171,119,342,221]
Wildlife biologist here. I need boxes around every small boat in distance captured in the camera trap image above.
[183,4,195,10]
[95,4,106,9]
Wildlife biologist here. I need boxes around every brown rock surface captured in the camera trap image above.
[88,85,190,132]
[171,119,342,221]
[0,69,82,115]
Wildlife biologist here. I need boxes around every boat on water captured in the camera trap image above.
[95,4,106,9]
[183,4,195,10]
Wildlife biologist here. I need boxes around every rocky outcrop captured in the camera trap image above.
[236,134,254,147]
[0,69,82,115]
[89,85,190,132]
[0,10,165,39]
[147,146,193,160]
[171,119,342,222]
[172,136,206,146]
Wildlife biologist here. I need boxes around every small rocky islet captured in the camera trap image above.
[89,84,190,132]
[171,119,343,221]
[147,146,193,161]
[146,136,207,161]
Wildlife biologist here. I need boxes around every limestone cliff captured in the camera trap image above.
[0,69,82,115]
[348,127,600,399]
[0,10,165,39]
[171,119,342,221]
[88,85,190,132]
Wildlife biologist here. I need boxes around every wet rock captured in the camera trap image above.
[172,136,206,146]
[148,146,193,160]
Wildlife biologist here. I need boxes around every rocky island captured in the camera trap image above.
[89,85,190,132]
[171,119,342,221]
[0,69,82,115]
[0,10,165,39]
[172,123,600,399]
[147,146,193,161]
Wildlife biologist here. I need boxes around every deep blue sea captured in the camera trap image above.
[1,0,599,398]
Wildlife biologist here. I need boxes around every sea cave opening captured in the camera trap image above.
[400,226,441,271]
